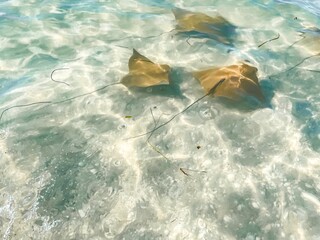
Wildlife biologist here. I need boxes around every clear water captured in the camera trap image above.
[0,0,320,239]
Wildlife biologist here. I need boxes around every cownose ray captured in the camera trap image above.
[193,63,265,103]
[172,7,236,45]
[121,49,171,88]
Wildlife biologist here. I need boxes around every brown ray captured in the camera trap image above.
[297,26,320,54]
[121,49,171,88]
[193,63,265,103]
[172,8,236,45]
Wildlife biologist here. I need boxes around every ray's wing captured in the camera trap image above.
[173,8,213,31]
[193,63,265,102]
[121,49,171,88]
[293,26,320,54]
[172,8,235,45]
[173,8,218,32]
[193,67,224,94]
[128,49,154,71]
[238,63,259,84]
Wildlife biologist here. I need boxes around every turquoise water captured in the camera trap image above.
[0,0,320,239]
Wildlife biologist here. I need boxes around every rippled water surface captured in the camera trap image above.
[1,0,320,239]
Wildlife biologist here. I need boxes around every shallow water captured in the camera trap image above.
[0,0,320,239]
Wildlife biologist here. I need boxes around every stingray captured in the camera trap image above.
[172,8,236,45]
[121,49,171,88]
[126,63,265,141]
[298,26,320,54]
[193,63,265,104]
[289,26,320,54]
[0,49,173,122]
